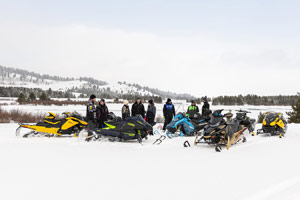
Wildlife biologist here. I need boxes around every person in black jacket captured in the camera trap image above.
[86,94,97,128]
[163,98,176,131]
[121,100,130,120]
[131,97,145,118]
[146,99,156,126]
[201,96,210,117]
[96,99,109,128]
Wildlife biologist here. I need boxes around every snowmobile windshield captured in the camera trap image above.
[212,110,223,117]
[136,115,145,122]
[108,112,118,121]
[266,113,277,123]
[174,113,184,121]
[209,116,223,125]
[72,111,80,116]
[236,113,246,120]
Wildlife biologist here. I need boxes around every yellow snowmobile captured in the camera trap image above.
[16,112,88,137]
[257,112,287,138]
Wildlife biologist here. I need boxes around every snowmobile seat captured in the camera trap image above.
[189,113,202,120]
[224,112,233,119]
[226,120,242,138]
[107,112,119,121]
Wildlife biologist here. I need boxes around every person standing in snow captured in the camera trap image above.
[201,96,210,117]
[146,99,156,126]
[86,94,97,128]
[96,98,109,128]
[131,97,145,118]
[122,100,131,120]
[163,98,176,131]
[186,100,200,119]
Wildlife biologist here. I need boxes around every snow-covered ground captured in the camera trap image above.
[0,104,298,200]
[0,122,299,200]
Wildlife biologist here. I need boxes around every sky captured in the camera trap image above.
[0,0,299,97]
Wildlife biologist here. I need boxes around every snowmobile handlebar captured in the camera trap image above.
[236,109,251,113]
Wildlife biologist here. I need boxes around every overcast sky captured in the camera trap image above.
[0,0,299,97]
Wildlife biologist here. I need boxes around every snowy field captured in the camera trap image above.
[0,104,299,200]
[0,100,293,121]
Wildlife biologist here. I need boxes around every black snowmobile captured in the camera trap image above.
[194,109,256,152]
[82,113,153,143]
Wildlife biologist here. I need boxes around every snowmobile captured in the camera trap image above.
[166,112,207,137]
[16,112,88,137]
[82,113,152,143]
[194,109,256,152]
[235,109,256,135]
[256,112,287,138]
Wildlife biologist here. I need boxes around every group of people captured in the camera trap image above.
[121,97,157,126]
[186,97,210,119]
[86,94,210,130]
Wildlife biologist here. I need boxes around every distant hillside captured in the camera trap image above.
[0,65,196,100]
[0,65,107,86]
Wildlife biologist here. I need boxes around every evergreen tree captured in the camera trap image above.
[17,93,26,104]
[257,112,265,123]
[287,95,300,123]
[47,88,52,96]
[29,92,36,101]
[39,92,48,101]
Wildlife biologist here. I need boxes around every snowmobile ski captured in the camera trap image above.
[183,140,191,147]
[153,135,166,145]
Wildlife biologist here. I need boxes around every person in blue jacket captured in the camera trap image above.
[163,98,176,131]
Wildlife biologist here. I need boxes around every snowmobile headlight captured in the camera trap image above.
[78,130,89,139]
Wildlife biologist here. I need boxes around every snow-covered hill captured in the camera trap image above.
[0,65,195,99]
[0,71,156,96]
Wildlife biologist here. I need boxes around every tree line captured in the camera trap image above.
[0,86,75,99]
[212,94,299,106]
[70,87,163,103]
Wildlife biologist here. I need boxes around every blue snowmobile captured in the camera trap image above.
[166,112,207,137]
